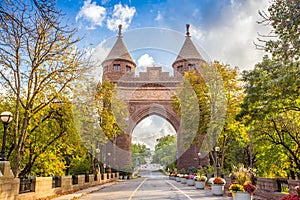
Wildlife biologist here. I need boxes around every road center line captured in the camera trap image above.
[128,178,148,200]
[165,180,193,200]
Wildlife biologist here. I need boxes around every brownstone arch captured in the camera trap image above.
[101,24,210,171]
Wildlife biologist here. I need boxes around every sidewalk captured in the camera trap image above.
[50,181,119,200]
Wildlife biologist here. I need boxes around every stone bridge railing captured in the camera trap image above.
[222,175,300,200]
[0,161,119,200]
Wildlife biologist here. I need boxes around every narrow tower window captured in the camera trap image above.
[126,65,131,72]
[177,65,183,72]
[113,64,121,71]
[188,64,196,70]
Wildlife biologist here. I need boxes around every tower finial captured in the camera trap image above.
[118,24,122,37]
[186,24,190,37]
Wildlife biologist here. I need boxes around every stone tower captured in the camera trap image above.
[101,24,209,172]
[172,24,206,75]
[173,24,209,170]
[102,24,136,83]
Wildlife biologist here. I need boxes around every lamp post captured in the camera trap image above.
[0,111,13,161]
[215,146,220,177]
[107,152,111,166]
[197,152,201,168]
[95,142,100,174]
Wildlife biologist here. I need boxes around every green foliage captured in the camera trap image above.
[152,135,177,166]
[69,156,91,175]
[132,143,151,167]
[0,0,86,177]
[258,0,300,62]
[94,78,128,141]
[239,0,300,178]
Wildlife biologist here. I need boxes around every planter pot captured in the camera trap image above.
[211,184,224,196]
[233,191,253,200]
[195,181,205,189]
[187,179,195,186]
[176,177,181,182]
[180,178,187,184]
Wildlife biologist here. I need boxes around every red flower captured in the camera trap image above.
[243,183,256,194]
[279,194,300,200]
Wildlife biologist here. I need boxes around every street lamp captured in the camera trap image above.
[197,152,201,168]
[215,146,220,177]
[95,142,100,173]
[107,152,111,166]
[0,111,13,161]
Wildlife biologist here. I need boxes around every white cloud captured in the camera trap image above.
[106,3,136,31]
[155,11,162,21]
[76,0,106,29]
[190,0,271,70]
[137,54,155,67]
[132,115,176,150]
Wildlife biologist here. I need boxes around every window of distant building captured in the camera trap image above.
[113,64,121,71]
[126,65,131,72]
[177,65,183,72]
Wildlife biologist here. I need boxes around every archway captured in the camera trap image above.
[132,115,177,169]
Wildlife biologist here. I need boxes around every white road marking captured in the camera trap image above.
[128,178,148,200]
[165,180,193,200]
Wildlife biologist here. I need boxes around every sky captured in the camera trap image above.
[56,0,272,150]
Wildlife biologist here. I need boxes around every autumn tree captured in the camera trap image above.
[0,0,85,177]
[239,0,300,178]
[94,78,128,141]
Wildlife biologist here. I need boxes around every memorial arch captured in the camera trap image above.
[101,24,210,170]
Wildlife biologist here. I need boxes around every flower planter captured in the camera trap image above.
[180,178,187,184]
[195,181,205,189]
[211,184,224,196]
[233,191,252,200]
[187,179,195,186]
[176,177,181,182]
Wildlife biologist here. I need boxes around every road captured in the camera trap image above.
[79,168,231,200]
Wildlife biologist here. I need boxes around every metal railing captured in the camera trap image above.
[19,178,33,194]
[52,176,61,188]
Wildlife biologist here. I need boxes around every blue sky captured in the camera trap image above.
[57,0,271,71]
[57,0,272,149]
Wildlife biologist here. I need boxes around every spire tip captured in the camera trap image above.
[186,24,190,37]
[118,24,122,37]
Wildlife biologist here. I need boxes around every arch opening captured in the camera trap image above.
[131,115,177,169]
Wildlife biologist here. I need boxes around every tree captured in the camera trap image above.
[172,62,244,172]
[239,57,300,178]
[131,143,151,168]
[0,0,85,177]
[238,0,300,178]
[94,78,128,141]
[152,135,176,168]
[212,62,247,171]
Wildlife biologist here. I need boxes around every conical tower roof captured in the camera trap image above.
[174,24,203,63]
[103,25,135,65]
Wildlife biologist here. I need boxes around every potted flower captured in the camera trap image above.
[230,165,256,200]
[279,186,300,200]
[181,174,188,184]
[176,174,182,182]
[211,177,226,196]
[195,175,207,189]
[187,175,195,186]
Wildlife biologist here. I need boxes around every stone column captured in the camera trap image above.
[115,134,132,170]
[0,161,20,200]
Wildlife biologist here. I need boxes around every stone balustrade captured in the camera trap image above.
[0,161,119,200]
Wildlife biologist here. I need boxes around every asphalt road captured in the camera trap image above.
[79,169,231,200]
